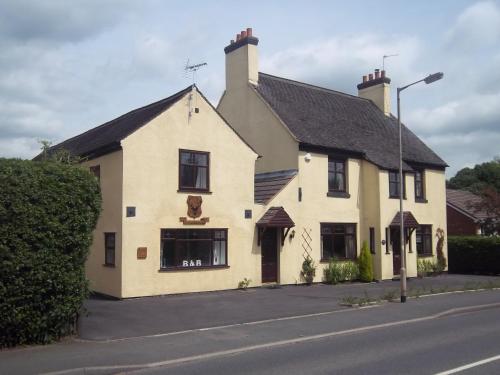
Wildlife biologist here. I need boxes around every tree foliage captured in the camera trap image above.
[358,241,373,282]
[447,157,500,193]
[0,158,101,347]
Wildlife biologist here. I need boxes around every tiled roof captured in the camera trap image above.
[255,73,447,171]
[255,169,298,204]
[256,206,295,228]
[35,86,194,160]
[446,189,491,221]
[390,211,420,228]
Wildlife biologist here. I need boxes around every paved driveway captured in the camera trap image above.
[79,274,500,341]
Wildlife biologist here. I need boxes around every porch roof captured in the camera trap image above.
[390,211,420,228]
[256,206,295,228]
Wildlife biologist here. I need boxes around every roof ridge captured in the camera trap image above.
[49,85,194,151]
[258,72,370,102]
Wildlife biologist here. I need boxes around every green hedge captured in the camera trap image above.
[448,236,500,275]
[0,158,101,347]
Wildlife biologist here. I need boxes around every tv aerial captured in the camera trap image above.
[382,54,398,71]
[184,59,207,85]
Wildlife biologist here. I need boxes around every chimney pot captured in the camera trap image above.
[230,39,234,44]
[241,30,247,38]
[363,75,367,83]
[368,73,373,81]
[375,70,380,79]
[381,70,386,78]
[236,33,241,41]
[247,27,252,37]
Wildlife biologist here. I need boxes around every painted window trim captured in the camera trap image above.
[388,170,406,199]
[178,149,211,193]
[320,223,357,261]
[327,157,349,196]
[414,169,427,202]
[160,228,228,270]
[416,225,433,257]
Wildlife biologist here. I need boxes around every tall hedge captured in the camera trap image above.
[448,236,500,275]
[0,158,101,347]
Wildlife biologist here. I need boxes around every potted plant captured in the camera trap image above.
[301,255,317,285]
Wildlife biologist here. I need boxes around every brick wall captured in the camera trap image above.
[447,205,479,236]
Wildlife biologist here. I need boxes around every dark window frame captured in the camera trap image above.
[388,171,406,199]
[160,228,228,270]
[414,169,426,202]
[369,227,375,254]
[178,149,210,193]
[104,232,115,266]
[320,223,357,261]
[416,225,433,257]
[327,157,349,195]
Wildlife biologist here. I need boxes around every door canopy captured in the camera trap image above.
[256,206,295,246]
[390,211,419,228]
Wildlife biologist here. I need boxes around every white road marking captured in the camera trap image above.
[435,354,500,374]
[41,302,500,375]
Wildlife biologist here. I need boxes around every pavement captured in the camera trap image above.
[1,288,500,375]
[80,274,500,340]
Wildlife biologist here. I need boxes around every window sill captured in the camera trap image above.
[389,196,407,200]
[177,189,212,195]
[320,258,356,263]
[103,264,115,268]
[415,198,428,203]
[158,265,229,272]
[326,191,351,198]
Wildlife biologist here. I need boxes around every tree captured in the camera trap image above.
[358,241,373,282]
[448,158,500,193]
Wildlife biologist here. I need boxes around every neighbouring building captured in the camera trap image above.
[39,28,448,298]
[447,189,492,235]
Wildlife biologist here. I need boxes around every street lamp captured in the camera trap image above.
[397,72,443,303]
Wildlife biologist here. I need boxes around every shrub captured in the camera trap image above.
[301,256,317,284]
[324,259,359,284]
[238,278,251,290]
[417,258,435,277]
[435,228,447,272]
[448,236,500,275]
[358,241,373,282]
[0,158,101,347]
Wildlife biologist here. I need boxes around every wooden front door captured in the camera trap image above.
[261,229,278,283]
[391,227,401,275]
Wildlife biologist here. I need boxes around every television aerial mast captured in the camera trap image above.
[382,54,398,71]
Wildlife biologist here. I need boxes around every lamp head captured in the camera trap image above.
[424,72,444,84]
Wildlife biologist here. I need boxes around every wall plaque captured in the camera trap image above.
[179,217,210,225]
[137,247,147,259]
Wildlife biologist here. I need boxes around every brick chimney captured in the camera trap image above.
[357,69,391,116]
[224,28,259,91]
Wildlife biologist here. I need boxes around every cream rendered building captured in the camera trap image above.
[45,29,448,298]
[218,28,448,285]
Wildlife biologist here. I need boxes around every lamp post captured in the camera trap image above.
[397,72,443,303]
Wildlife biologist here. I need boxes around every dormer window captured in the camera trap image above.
[179,149,210,192]
[327,157,349,198]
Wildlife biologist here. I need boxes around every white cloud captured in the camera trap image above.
[445,1,500,50]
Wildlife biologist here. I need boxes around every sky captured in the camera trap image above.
[1,0,499,177]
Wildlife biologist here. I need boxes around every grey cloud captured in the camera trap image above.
[0,0,136,45]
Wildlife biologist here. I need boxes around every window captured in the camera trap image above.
[414,170,425,201]
[104,233,115,266]
[389,171,405,198]
[328,158,346,192]
[179,150,209,192]
[160,229,227,269]
[416,225,432,256]
[321,223,356,260]
[369,227,375,254]
[90,165,100,183]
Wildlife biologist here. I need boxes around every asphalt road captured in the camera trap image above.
[1,289,500,375]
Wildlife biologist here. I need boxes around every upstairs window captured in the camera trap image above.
[328,158,347,192]
[179,149,209,192]
[389,171,405,198]
[321,223,357,260]
[416,225,432,256]
[414,170,425,201]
